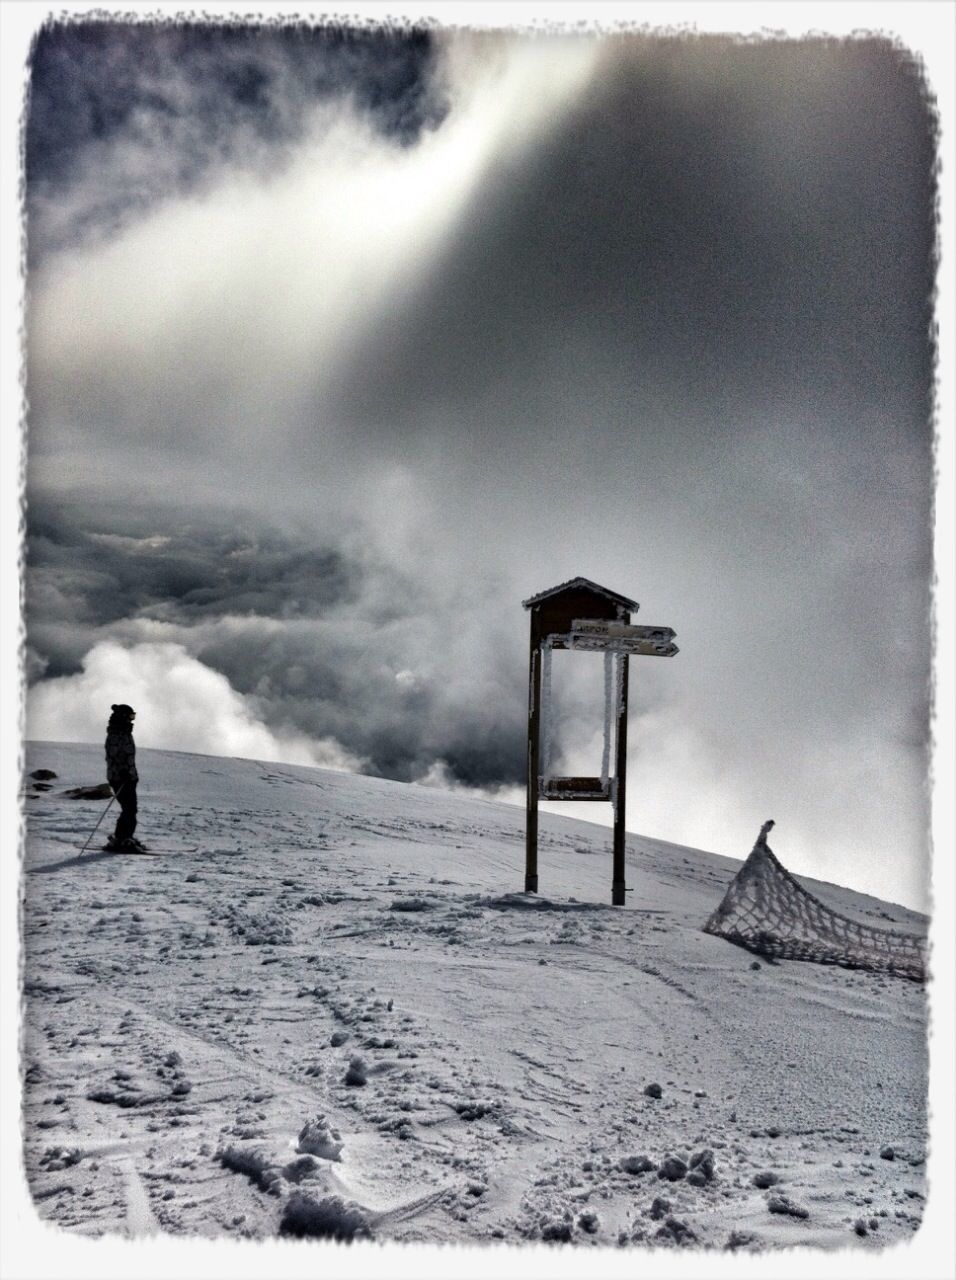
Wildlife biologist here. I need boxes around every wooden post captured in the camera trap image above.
[612,653,629,905]
[525,623,541,893]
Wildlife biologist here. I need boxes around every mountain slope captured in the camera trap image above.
[20,741,928,1251]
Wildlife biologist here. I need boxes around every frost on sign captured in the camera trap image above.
[565,620,679,657]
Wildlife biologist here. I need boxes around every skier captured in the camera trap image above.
[103,703,147,852]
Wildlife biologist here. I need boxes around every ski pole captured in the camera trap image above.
[78,782,124,856]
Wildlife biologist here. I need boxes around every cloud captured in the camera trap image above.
[25,639,364,772]
[23,495,360,678]
[26,21,450,261]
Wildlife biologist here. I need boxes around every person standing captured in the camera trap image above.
[103,703,146,852]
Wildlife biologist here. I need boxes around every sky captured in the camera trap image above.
[16,13,941,911]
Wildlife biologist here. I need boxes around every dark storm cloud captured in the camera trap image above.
[26,19,447,260]
[24,494,356,666]
[181,618,527,788]
[330,36,935,449]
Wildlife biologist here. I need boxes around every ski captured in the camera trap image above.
[104,845,199,855]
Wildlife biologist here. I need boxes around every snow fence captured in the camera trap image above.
[703,823,926,982]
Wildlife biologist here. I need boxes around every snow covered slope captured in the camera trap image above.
[20,742,929,1252]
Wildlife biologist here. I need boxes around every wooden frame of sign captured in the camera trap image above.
[522,577,678,906]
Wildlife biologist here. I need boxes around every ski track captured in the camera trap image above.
[19,741,929,1251]
[120,1156,160,1236]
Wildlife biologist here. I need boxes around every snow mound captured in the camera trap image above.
[482,892,606,913]
[297,1115,344,1161]
[279,1190,372,1241]
[704,822,926,981]
[218,903,293,946]
[217,1143,285,1195]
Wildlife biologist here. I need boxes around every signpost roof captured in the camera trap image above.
[521,577,638,612]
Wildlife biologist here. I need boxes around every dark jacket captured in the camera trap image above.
[105,724,138,789]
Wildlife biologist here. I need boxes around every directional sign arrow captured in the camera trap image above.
[568,635,679,657]
[570,619,676,643]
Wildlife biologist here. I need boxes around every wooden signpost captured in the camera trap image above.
[523,577,678,906]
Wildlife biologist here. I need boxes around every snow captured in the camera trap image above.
[18,740,934,1260]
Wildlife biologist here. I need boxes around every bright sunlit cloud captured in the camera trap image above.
[26,639,364,772]
[28,35,600,451]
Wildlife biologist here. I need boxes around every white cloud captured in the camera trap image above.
[25,639,364,773]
